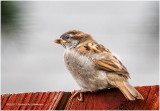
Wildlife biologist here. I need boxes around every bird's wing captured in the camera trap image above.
[78,42,111,53]
[93,56,129,78]
[77,42,129,78]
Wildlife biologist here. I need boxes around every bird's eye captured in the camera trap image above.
[66,35,71,39]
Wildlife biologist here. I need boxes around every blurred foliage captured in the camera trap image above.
[2,1,21,33]
[2,1,19,24]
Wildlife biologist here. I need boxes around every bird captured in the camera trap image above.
[54,30,144,102]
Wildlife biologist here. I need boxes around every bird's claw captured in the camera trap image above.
[70,90,84,102]
[77,92,84,102]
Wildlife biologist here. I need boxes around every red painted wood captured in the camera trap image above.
[131,86,151,110]
[3,94,17,110]
[65,85,159,110]
[50,91,64,110]
[11,93,26,110]
[34,92,50,110]
[25,92,39,110]
[30,92,44,110]
[41,92,56,110]
[143,85,159,110]
[1,85,159,110]
[152,91,159,110]
[1,91,65,110]
[1,94,10,109]
[42,92,64,110]
[19,92,32,110]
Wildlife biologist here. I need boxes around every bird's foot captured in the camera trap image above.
[71,89,88,102]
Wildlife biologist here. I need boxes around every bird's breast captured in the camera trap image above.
[64,49,94,76]
[64,49,109,91]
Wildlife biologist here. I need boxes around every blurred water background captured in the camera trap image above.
[1,1,159,94]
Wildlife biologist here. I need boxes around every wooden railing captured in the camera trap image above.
[1,85,159,110]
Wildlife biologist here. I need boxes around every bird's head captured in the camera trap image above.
[54,30,94,49]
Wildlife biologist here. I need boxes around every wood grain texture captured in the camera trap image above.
[142,85,159,110]
[1,92,64,110]
[1,94,11,109]
[56,92,71,110]
[65,85,159,110]
[1,85,159,110]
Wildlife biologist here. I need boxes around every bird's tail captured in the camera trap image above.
[115,81,144,101]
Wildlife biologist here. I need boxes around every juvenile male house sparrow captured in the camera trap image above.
[54,30,144,102]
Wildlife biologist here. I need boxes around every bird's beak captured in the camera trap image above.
[54,39,66,44]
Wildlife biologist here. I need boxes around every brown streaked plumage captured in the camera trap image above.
[54,30,144,102]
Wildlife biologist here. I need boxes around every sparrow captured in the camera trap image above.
[54,30,144,102]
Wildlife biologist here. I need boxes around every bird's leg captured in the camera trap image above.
[77,92,83,102]
[71,89,89,102]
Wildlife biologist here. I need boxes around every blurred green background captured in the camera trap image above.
[2,1,21,32]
